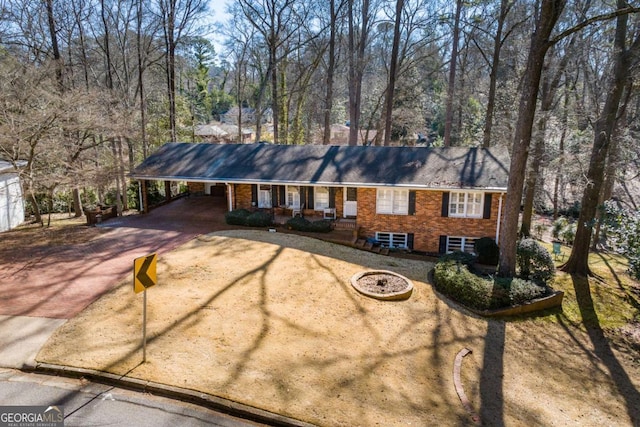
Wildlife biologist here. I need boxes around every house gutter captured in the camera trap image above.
[226,183,233,212]
[495,193,504,243]
[129,174,507,193]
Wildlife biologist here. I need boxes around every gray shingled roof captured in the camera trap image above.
[131,142,510,190]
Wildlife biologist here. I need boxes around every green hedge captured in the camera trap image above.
[225,209,272,227]
[286,216,332,233]
[433,259,551,311]
[224,209,252,225]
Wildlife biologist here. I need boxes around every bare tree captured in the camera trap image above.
[154,0,208,142]
[562,0,640,277]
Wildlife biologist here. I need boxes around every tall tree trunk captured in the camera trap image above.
[136,0,149,158]
[269,24,279,143]
[383,0,403,146]
[520,113,547,237]
[483,0,511,147]
[498,0,565,278]
[348,0,370,146]
[553,83,569,220]
[165,5,177,142]
[443,0,462,147]
[561,0,638,277]
[323,0,337,145]
[521,39,572,236]
[45,0,64,90]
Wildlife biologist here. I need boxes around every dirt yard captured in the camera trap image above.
[37,230,640,427]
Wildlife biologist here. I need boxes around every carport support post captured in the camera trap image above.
[140,180,149,213]
[164,180,171,202]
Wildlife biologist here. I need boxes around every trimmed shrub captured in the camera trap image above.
[474,237,499,265]
[516,238,555,284]
[433,259,550,311]
[225,209,251,225]
[439,251,476,267]
[245,211,273,227]
[286,216,332,233]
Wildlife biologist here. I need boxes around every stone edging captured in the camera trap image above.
[350,270,414,300]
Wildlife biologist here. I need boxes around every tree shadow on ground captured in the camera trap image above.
[572,274,640,425]
[479,318,505,427]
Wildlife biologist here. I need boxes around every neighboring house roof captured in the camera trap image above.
[194,124,229,137]
[131,142,510,191]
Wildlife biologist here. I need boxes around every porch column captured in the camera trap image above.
[140,180,149,214]
[164,180,172,202]
[226,183,233,211]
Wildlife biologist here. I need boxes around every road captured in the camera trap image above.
[0,369,266,427]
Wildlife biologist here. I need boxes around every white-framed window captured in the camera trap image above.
[376,189,409,215]
[446,236,476,254]
[449,192,483,218]
[376,232,408,249]
[315,187,329,210]
[287,186,300,208]
[258,184,272,208]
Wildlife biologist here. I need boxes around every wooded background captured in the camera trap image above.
[0,0,638,276]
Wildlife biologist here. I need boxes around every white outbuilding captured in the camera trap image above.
[0,160,26,232]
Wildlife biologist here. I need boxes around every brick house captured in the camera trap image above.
[131,142,510,255]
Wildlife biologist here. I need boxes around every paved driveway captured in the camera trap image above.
[0,196,229,319]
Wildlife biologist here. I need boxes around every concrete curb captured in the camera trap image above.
[25,363,316,427]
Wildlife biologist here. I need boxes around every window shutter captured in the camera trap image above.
[441,192,450,217]
[251,184,258,205]
[439,236,447,254]
[329,187,336,208]
[307,187,314,209]
[407,233,414,250]
[483,193,492,219]
[408,191,416,215]
[271,186,278,208]
[279,186,286,206]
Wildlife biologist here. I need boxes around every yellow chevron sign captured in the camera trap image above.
[133,253,157,293]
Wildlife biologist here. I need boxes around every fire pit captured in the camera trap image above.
[350,270,413,301]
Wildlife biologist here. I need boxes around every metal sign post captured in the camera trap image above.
[143,289,147,362]
[134,253,157,363]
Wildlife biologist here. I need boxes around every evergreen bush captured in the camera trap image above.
[474,237,499,265]
[433,259,550,311]
[224,209,251,225]
[286,216,332,232]
[245,211,273,227]
[516,238,555,285]
[439,251,476,267]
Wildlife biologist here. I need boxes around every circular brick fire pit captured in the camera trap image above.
[350,270,413,301]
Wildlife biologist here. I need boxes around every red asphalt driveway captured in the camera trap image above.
[0,197,231,319]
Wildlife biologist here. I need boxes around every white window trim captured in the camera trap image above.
[315,187,330,210]
[449,191,483,218]
[376,188,409,215]
[446,236,476,254]
[375,232,408,249]
[286,186,301,209]
[258,185,272,208]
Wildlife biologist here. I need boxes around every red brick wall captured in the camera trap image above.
[188,182,205,193]
[356,188,503,253]
[234,184,253,210]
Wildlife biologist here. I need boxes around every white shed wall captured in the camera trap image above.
[0,174,25,232]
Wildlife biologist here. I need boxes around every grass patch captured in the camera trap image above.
[537,243,638,330]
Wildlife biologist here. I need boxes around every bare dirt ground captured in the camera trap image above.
[36,229,640,427]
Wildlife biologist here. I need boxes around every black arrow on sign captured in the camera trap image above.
[136,255,155,289]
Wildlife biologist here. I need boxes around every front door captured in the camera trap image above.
[344,187,357,217]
